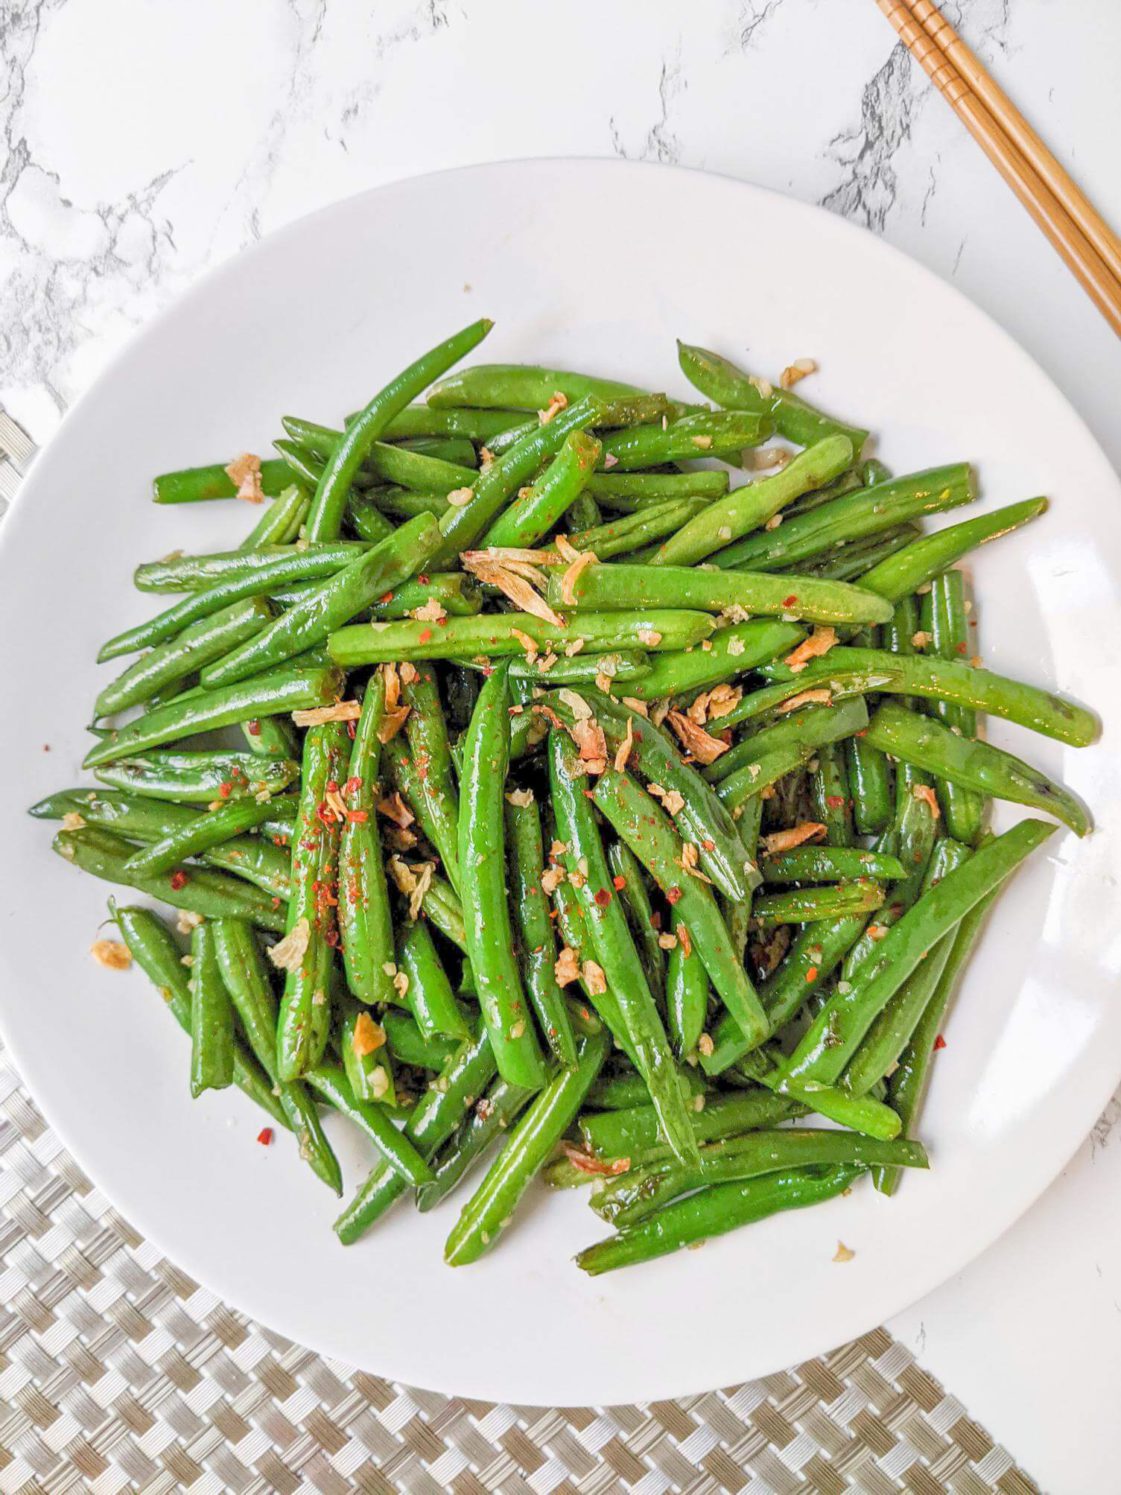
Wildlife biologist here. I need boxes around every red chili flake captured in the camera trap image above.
[346,809,369,823]
[379,591,395,604]
[701,838,715,853]
[315,802,335,827]
[612,874,627,891]
[42,743,51,752]
[345,775,363,795]
[826,794,846,809]
[594,888,612,907]
[247,720,262,737]
[650,910,662,930]
[805,966,819,982]
[257,1128,273,1146]
[934,1034,947,1051]
[347,720,357,739]
[219,781,232,799]
[666,886,684,906]
[418,628,433,644]
[168,870,188,891]
[582,788,595,799]
[955,641,967,654]
[782,594,798,608]
[325,780,339,794]
[418,573,430,585]
[324,927,341,948]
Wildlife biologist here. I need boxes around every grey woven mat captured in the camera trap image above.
[0,416,1038,1494]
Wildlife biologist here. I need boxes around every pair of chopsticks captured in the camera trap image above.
[876,0,1121,336]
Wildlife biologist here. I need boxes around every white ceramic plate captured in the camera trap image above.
[1,159,1119,1406]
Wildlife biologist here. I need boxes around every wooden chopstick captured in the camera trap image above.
[876,0,1121,337]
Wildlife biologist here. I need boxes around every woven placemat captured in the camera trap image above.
[0,416,1039,1494]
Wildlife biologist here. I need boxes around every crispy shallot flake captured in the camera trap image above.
[176,910,204,935]
[779,357,817,389]
[650,698,671,727]
[680,841,712,883]
[557,688,592,721]
[761,822,827,855]
[225,451,265,503]
[691,434,713,450]
[784,626,838,674]
[292,700,361,727]
[61,811,86,830]
[463,551,564,626]
[726,636,747,657]
[911,630,932,649]
[764,511,784,531]
[613,717,635,773]
[536,651,558,673]
[603,452,619,469]
[658,931,678,951]
[912,783,941,819]
[510,626,539,662]
[323,787,348,823]
[388,857,436,920]
[446,486,474,506]
[833,1241,855,1263]
[749,446,792,470]
[637,628,662,648]
[749,374,773,398]
[538,390,569,425]
[622,697,649,717]
[777,688,833,714]
[564,638,585,657]
[560,546,597,606]
[687,683,742,726]
[377,792,415,829]
[582,959,607,995]
[505,787,534,808]
[697,1032,714,1057]
[268,917,310,972]
[352,1012,386,1057]
[572,717,608,775]
[648,782,685,816]
[540,863,567,896]
[378,706,411,744]
[677,922,693,958]
[561,1141,631,1176]
[667,710,729,764]
[90,938,132,971]
[554,945,581,986]
[410,597,448,623]
[393,969,410,999]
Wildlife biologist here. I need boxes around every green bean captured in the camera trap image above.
[189,922,235,1097]
[83,665,343,768]
[211,918,341,1191]
[751,879,884,928]
[276,722,350,1080]
[350,488,445,528]
[592,768,768,1051]
[666,908,710,1059]
[650,435,853,566]
[242,713,300,759]
[579,1087,800,1162]
[551,735,698,1164]
[336,674,398,1009]
[328,609,713,666]
[576,1164,860,1275]
[153,457,294,505]
[731,1053,901,1137]
[841,839,972,1095]
[864,702,1089,834]
[91,751,299,804]
[402,662,461,891]
[622,619,803,701]
[334,1024,498,1243]
[596,1130,926,1229]
[381,405,526,440]
[713,463,975,572]
[397,434,477,467]
[135,540,369,594]
[676,340,870,451]
[427,363,646,410]
[587,1065,708,1111]
[399,919,471,1041]
[551,878,639,1068]
[810,741,854,845]
[845,704,893,836]
[445,1027,610,1264]
[203,516,442,688]
[481,429,601,548]
[96,599,276,717]
[304,318,492,541]
[505,790,578,1067]
[806,524,922,582]
[240,484,311,548]
[925,571,985,843]
[558,690,757,901]
[597,411,770,471]
[778,818,1056,1086]
[719,646,1097,746]
[781,467,864,518]
[759,847,906,883]
[432,396,603,565]
[563,497,713,559]
[554,560,893,627]
[282,416,479,495]
[54,825,287,930]
[453,649,650,688]
[111,903,285,1126]
[274,439,386,535]
[858,498,1047,602]
[585,470,730,507]
[123,795,290,879]
[607,841,666,1005]
[416,1077,535,1211]
[458,662,547,1087]
[339,996,395,1106]
[702,915,870,1076]
[382,1009,460,1069]
[706,697,869,785]
[877,879,1000,1194]
[304,1065,434,1186]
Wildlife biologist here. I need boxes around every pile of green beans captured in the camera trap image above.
[37,323,1098,1275]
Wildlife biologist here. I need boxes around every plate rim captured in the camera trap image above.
[2,154,1119,1405]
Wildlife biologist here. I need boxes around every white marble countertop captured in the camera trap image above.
[2,2,1119,1488]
